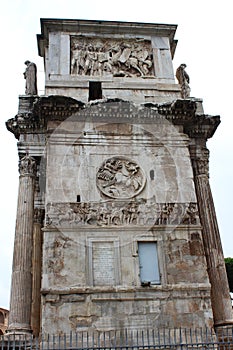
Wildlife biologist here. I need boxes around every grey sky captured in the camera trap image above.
[0,0,232,309]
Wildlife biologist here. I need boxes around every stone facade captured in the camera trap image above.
[6,18,233,337]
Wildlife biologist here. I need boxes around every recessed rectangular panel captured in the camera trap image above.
[92,242,115,286]
[138,242,160,284]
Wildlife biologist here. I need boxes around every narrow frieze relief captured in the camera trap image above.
[70,36,154,77]
[45,201,200,228]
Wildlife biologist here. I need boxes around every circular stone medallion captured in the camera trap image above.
[96,156,146,199]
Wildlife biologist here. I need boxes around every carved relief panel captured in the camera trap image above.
[46,201,200,228]
[96,156,146,199]
[70,36,154,77]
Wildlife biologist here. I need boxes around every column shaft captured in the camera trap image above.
[191,145,233,326]
[31,209,43,337]
[8,155,36,333]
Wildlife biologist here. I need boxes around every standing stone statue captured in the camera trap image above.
[24,60,38,95]
[176,63,190,99]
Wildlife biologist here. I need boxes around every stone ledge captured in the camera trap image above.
[41,283,211,296]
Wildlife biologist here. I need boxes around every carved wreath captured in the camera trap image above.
[96,156,146,199]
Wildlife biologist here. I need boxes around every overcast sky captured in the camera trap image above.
[0,0,232,310]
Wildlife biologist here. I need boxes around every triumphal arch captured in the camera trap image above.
[6,19,233,337]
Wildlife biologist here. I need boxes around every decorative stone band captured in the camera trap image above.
[18,154,37,176]
[45,201,200,228]
[6,97,220,141]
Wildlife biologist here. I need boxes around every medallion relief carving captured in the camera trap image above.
[70,37,154,77]
[96,157,146,199]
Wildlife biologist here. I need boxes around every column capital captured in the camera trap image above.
[34,208,44,224]
[19,154,37,176]
[189,144,209,177]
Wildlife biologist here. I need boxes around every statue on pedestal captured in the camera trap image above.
[24,60,37,95]
[176,63,190,99]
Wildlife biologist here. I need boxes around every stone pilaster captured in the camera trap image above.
[7,154,37,334]
[189,141,233,327]
[31,208,44,337]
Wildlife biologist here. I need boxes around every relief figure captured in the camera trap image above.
[70,37,154,77]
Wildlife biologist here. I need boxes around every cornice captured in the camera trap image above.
[5,95,84,139]
[184,114,220,139]
[6,96,220,141]
[38,18,177,57]
[33,95,84,118]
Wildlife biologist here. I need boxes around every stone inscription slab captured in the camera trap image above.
[92,242,115,286]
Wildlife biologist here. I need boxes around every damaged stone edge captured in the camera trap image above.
[5,96,220,140]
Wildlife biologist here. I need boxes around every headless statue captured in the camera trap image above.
[176,63,190,99]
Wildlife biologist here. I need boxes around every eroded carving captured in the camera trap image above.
[19,154,37,176]
[96,157,146,199]
[189,146,210,177]
[47,235,72,275]
[71,37,154,77]
[46,201,200,228]
[34,208,45,224]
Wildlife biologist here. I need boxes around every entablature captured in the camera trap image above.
[6,96,220,142]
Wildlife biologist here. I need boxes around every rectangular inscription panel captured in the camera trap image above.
[92,242,115,286]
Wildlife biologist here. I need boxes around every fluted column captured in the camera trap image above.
[190,142,233,327]
[7,154,37,333]
[31,208,44,337]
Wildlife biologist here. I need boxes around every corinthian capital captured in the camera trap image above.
[189,145,209,177]
[19,154,37,176]
[193,158,209,177]
[34,208,45,224]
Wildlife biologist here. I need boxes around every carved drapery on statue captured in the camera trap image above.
[23,61,37,95]
[176,64,190,99]
[45,201,200,228]
[96,157,146,199]
[70,36,154,77]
